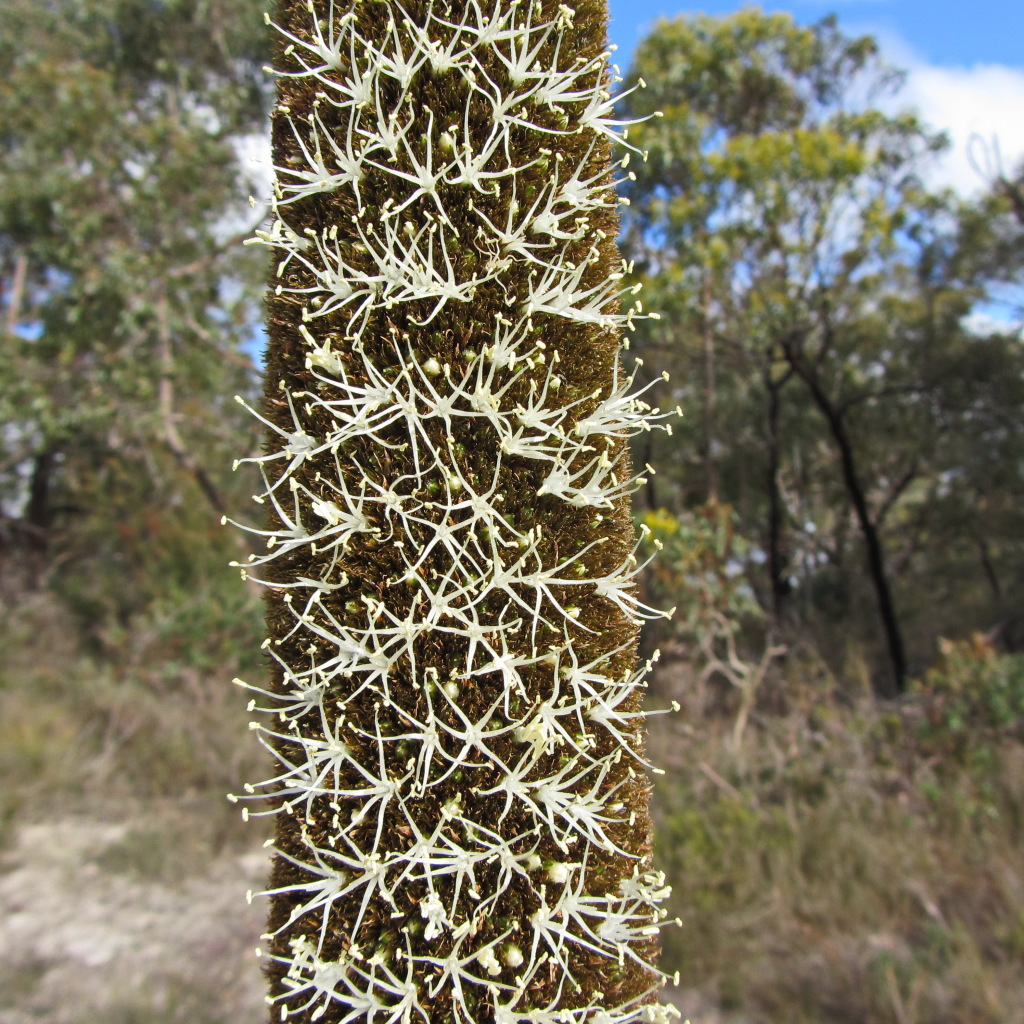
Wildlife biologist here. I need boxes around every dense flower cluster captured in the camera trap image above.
[230,1,680,1021]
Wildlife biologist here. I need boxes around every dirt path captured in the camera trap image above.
[0,817,268,1024]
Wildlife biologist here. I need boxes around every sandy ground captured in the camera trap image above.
[0,817,268,1024]
[0,816,729,1024]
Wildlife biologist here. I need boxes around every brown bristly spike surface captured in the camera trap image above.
[227,1,681,1021]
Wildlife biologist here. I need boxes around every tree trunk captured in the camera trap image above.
[764,361,791,618]
[701,271,718,505]
[156,295,226,516]
[26,449,55,549]
[786,349,908,694]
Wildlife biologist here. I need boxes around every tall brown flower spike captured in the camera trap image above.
[229,0,680,1020]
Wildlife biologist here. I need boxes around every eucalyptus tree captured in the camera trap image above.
[618,11,966,693]
[229,1,678,1022]
[0,0,269,607]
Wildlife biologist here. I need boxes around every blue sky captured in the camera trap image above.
[605,1,1024,196]
[606,0,1024,68]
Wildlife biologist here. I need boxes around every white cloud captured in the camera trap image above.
[962,308,1023,338]
[211,130,273,244]
[871,30,1024,196]
[234,130,274,205]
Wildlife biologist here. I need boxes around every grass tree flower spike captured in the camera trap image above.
[232,0,681,1020]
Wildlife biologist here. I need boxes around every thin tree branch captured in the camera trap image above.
[4,254,28,336]
[156,295,227,516]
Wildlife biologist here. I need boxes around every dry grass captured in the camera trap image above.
[0,589,267,819]
[648,651,1024,1024]
[1,589,1022,1023]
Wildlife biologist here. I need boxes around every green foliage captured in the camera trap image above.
[895,639,1024,829]
[0,0,271,618]
[641,504,761,635]
[916,635,1024,745]
[620,9,1024,691]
